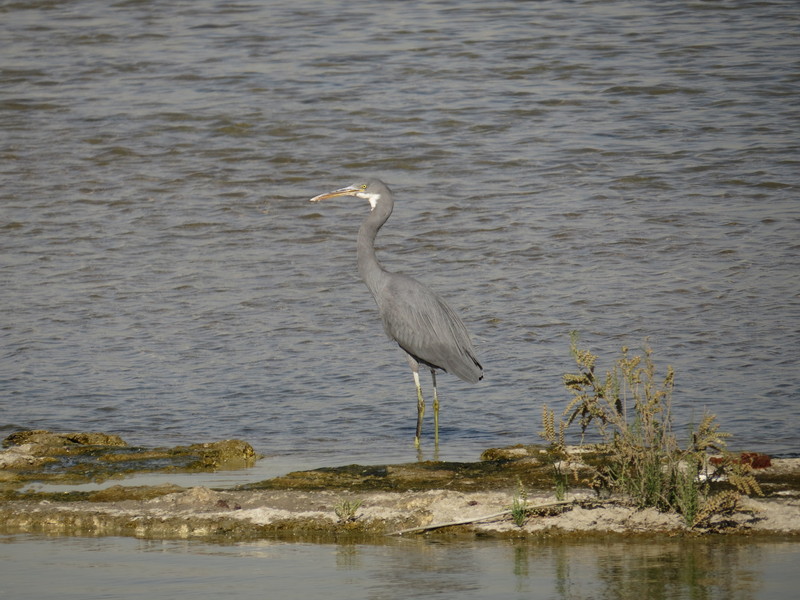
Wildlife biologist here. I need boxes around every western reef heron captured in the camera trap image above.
[310,178,483,447]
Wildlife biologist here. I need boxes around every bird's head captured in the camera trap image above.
[309,178,389,211]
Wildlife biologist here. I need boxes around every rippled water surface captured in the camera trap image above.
[2,1,799,467]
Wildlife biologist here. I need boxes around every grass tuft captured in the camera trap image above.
[510,479,529,527]
[334,498,363,523]
[544,332,762,527]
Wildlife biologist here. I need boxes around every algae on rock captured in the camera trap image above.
[0,430,259,491]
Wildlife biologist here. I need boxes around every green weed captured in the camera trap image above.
[546,332,762,527]
[540,406,571,501]
[510,479,529,527]
[334,498,363,523]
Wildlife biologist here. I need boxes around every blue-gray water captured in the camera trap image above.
[2,0,799,595]
[3,0,798,466]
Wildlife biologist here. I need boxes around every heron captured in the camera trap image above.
[309,178,483,447]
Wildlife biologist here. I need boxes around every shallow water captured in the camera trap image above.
[1,0,799,591]
[2,534,799,600]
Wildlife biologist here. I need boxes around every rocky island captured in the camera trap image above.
[1,430,798,542]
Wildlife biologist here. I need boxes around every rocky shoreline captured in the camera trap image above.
[2,431,798,542]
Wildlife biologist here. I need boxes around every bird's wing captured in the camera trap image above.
[376,273,482,383]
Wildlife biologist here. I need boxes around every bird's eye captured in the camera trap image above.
[361,184,367,190]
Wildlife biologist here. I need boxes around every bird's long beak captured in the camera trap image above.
[309,186,359,203]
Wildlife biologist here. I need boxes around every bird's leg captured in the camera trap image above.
[406,354,425,448]
[431,369,440,447]
[412,370,424,448]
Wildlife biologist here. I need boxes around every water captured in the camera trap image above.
[3,0,798,465]
[1,0,799,593]
[1,534,798,600]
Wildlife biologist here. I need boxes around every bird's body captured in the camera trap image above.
[371,272,482,383]
[310,178,482,447]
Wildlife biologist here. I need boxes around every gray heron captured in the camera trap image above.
[310,178,483,447]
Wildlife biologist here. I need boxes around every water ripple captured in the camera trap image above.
[1,0,798,462]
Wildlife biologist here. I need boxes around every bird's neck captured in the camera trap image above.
[357,202,392,297]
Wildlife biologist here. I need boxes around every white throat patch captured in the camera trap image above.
[356,192,380,210]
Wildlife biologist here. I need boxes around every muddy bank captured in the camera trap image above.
[4,483,799,543]
[1,432,799,542]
